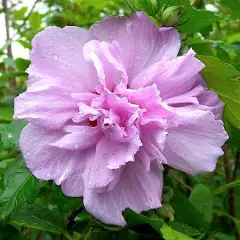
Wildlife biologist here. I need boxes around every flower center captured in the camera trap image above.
[72,83,174,143]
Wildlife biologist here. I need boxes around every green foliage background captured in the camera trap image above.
[0,0,240,239]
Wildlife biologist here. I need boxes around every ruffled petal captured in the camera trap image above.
[163,110,228,174]
[14,80,78,130]
[83,40,128,90]
[83,161,163,226]
[50,126,102,150]
[130,49,204,100]
[28,26,98,91]
[90,12,180,79]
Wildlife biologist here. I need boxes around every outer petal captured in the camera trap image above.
[131,49,204,99]
[83,161,163,226]
[163,110,228,174]
[83,136,141,190]
[20,124,83,186]
[28,26,98,91]
[50,126,102,150]
[90,12,180,79]
[14,80,78,130]
[61,148,95,197]
[198,90,224,120]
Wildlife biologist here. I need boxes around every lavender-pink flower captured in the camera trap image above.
[14,12,228,226]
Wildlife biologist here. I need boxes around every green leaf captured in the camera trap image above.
[170,222,202,238]
[123,208,164,234]
[52,184,82,213]
[0,72,27,81]
[221,0,240,20]
[0,157,40,218]
[156,0,221,34]
[217,212,240,235]
[3,58,16,69]
[189,184,213,223]
[125,0,155,16]
[197,55,239,78]
[13,7,27,20]
[14,58,30,72]
[170,191,209,232]
[0,224,20,240]
[9,204,65,234]
[211,232,235,240]
[29,12,42,29]
[82,0,109,10]
[17,40,31,49]
[197,55,240,128]
[0,106,13,123]
[0,120,27,150]
[74,211,92,223]
[214,179,240,195]
[161,224,194,240]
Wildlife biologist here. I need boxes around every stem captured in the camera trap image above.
[223,145,239,240]
[25,228,31,240]
[2,0,16,91]
[63,232,73,240]
[169,171,193,192]
[65,206,84,229]
[233,151,240,181]
[223,145,236,218]
[35,231,42,240]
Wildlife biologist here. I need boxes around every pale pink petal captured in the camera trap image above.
[130,50,204,99]
[141,127,168,164]
[14,80,78,130]
[28,26,98,91]
[50,126,102,150]
[163,110,228,174]
[20,124,82,186]
[90,12,180,79]
[165,85,205,106]
[83,135,141,190]
[198,90,224,120]
[83,161,163,226]
[83,40,127,90]
[61,149,95,197]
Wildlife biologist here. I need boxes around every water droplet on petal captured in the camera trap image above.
[74,143,79,149]
[53,54,59,60]
[103,153,108,159]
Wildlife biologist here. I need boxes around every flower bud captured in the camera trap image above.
[161,6,183,27]
[156,203,175,222]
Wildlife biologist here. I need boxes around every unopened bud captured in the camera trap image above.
[156,203,175,222]
[161,6,183,27]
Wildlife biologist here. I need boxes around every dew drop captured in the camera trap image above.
[53,54,59,60]
[74,143,79,149]
[103,153,108,159]
[8,133,12,138]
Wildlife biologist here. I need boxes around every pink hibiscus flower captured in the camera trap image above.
[14,12,228,226]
